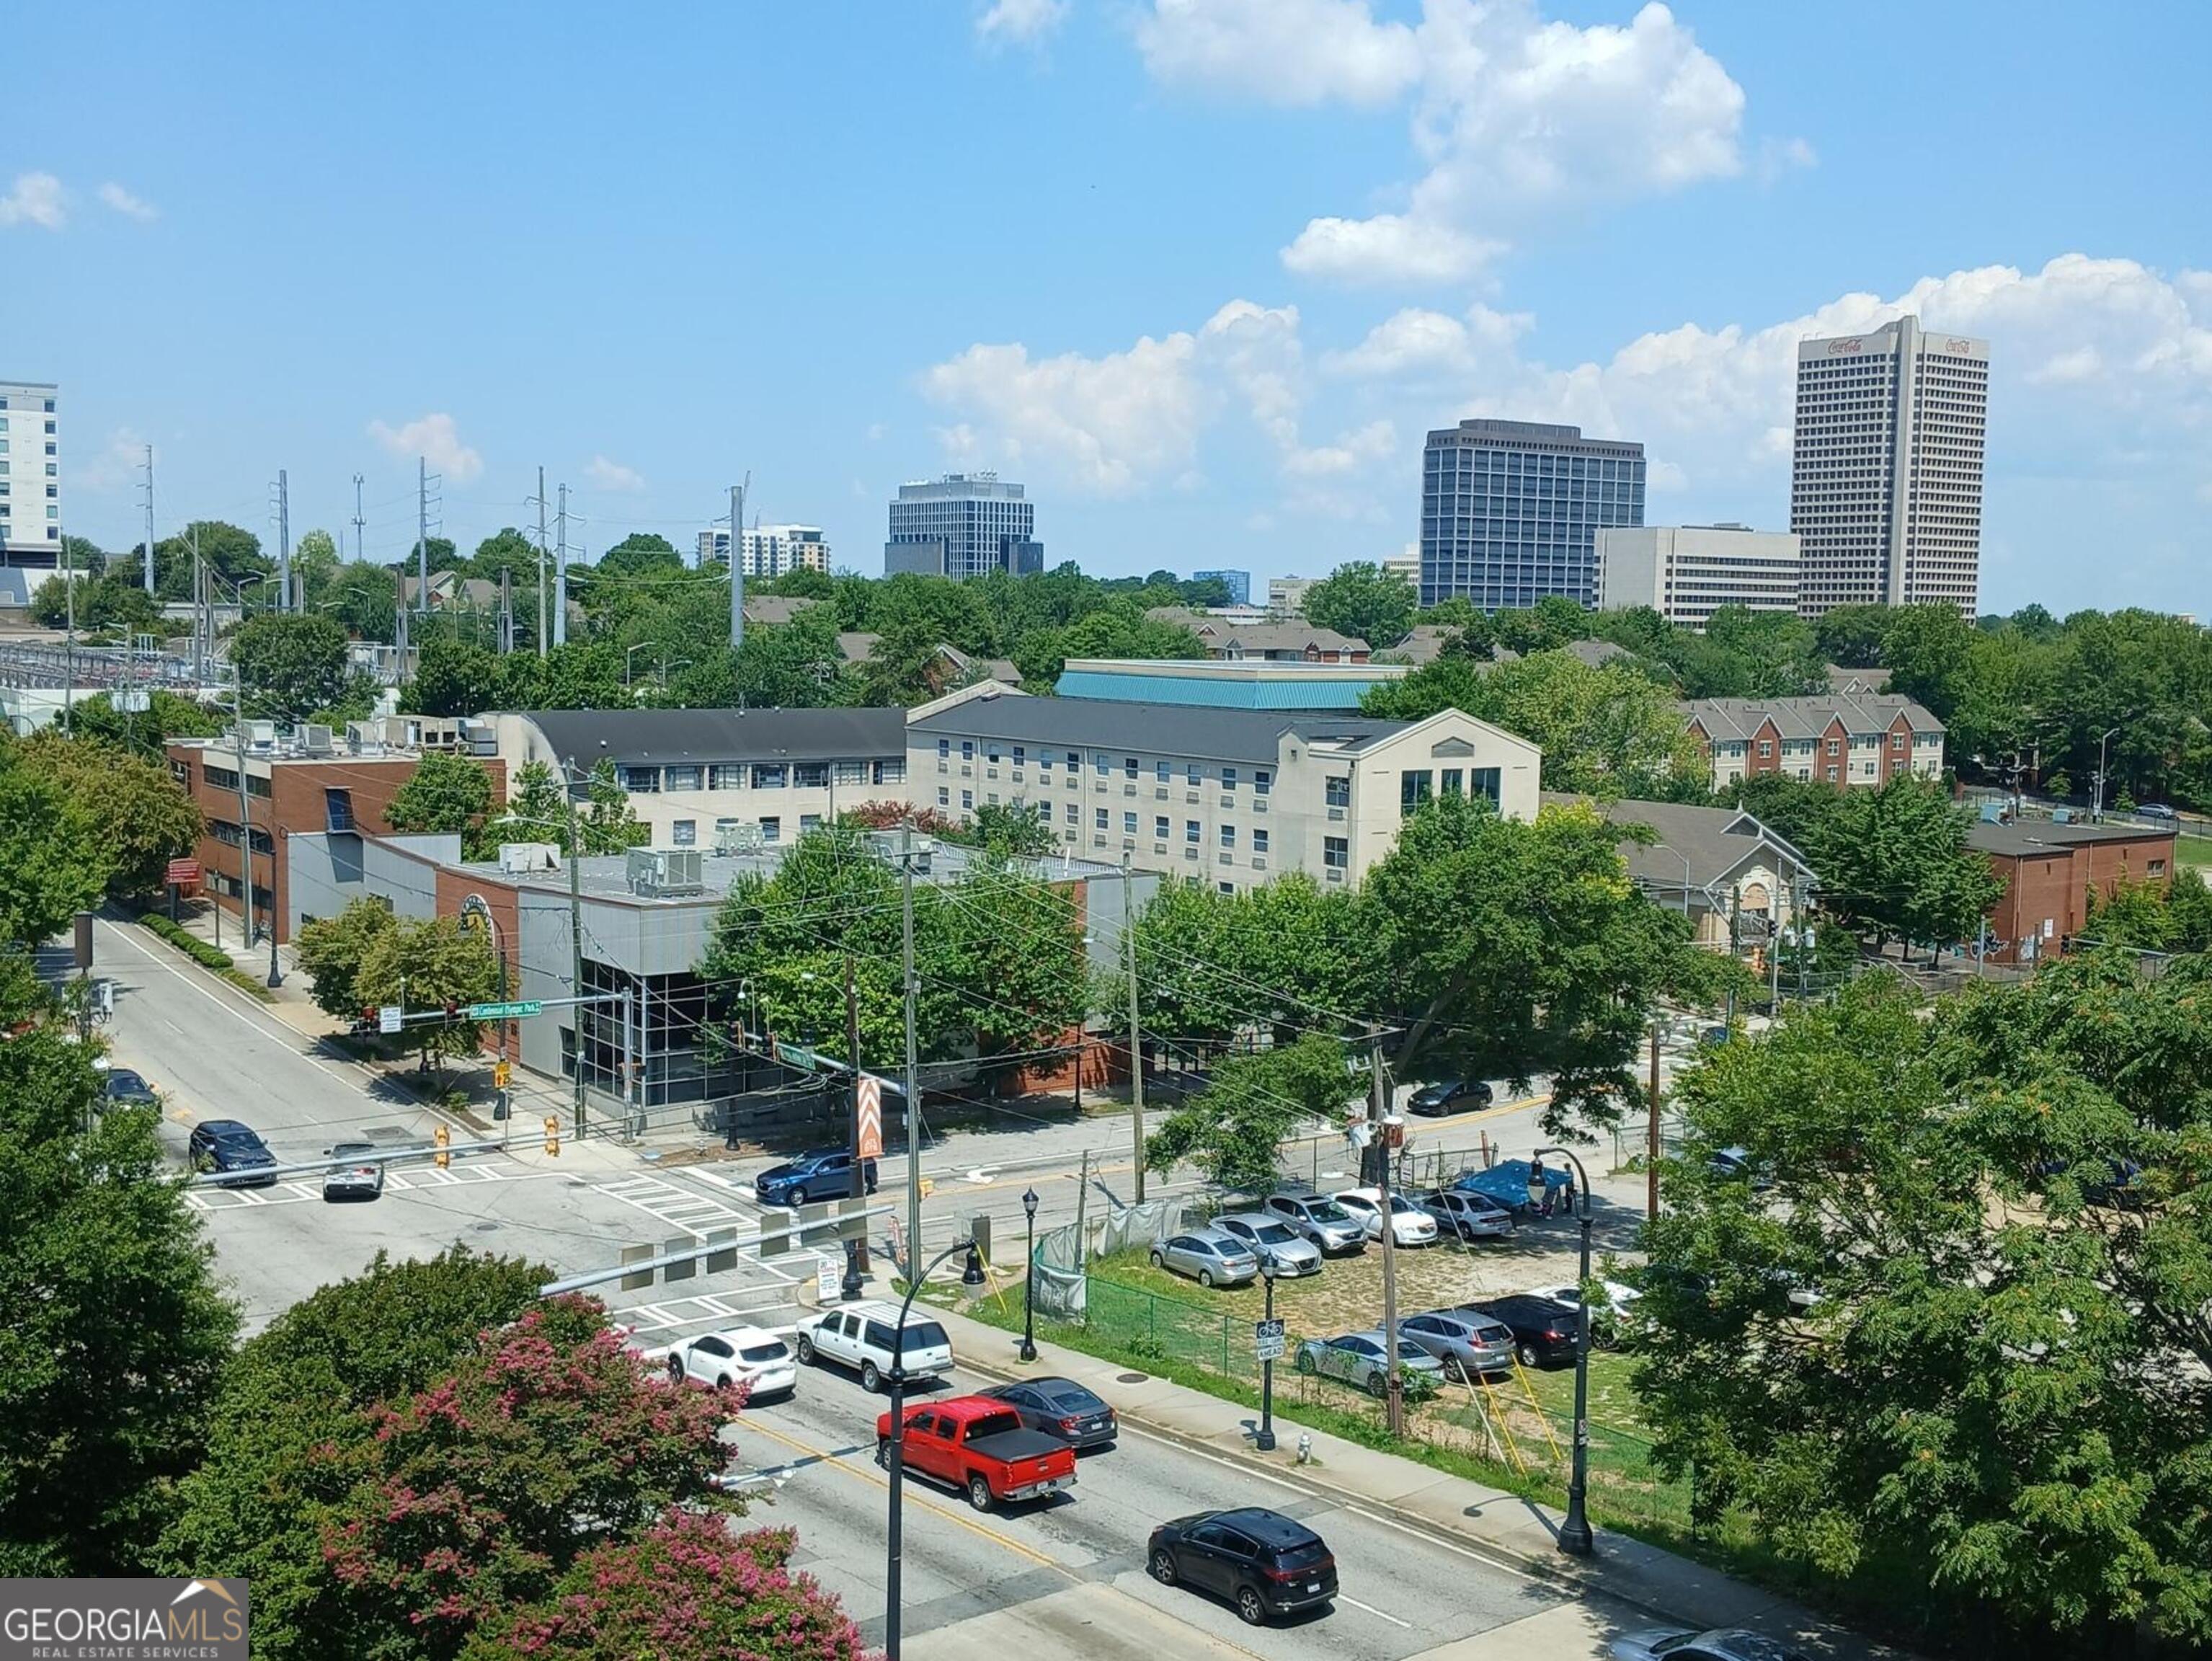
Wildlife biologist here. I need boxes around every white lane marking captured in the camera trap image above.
[1338,1595,1412,1628]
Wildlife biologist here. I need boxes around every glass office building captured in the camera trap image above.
[1418,419,1645,610]
[884,472,1044,580]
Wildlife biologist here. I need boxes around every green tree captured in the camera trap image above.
[970,800,1057,856]
[295,896,401,1024]
[0,743,107,948]
[290,528,341,606]
[1297,560,1418,649]
[1811,603,1894,668]
[2084,874,2212,952]
[324,560,400,643]
[151,520,267,601]
[0,954,238,1574]
[18,731,202,904]
[231,612,355,718]
[403,634,505,717]
[1146,1034,1354,1193]
[483,759,575,850]
[384,751,496,841]
[932,852,1091,1090]
[63,689,227,761]
[1493,596,1590,655]
[1810,775,2002,953]
[579,758,649,854]
[1638,963,2212,1650]
[356,915,505,1073]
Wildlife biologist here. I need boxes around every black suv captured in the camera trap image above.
[1148,1507,1337,1626]
[1459,1294,1579,1369]
[188,1119,277,1185]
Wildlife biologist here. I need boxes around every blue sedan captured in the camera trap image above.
[755,1148,879,1207]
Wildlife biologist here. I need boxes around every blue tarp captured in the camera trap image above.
[1454,1158,1571,1213]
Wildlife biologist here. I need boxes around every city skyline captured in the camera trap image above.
[6,4,2208,618]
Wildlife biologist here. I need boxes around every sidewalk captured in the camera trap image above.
[915,1296,1898,1659]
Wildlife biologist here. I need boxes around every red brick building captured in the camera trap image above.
[166,719,504,945]
[1966,820,2179,964]
[1683,692,1945,792]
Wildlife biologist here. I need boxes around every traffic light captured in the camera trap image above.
[543,1115,561,1157]
[730,1018,747,1050]
[434,1122,451,1169]
[493,1059,511,1091]
[445,1001,461,1020]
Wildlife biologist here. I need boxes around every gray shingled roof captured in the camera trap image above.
[512,707,907,767]
[1964,820,2175,859]
[910,689,1407,763]
[1543,792,1817,893]
[1145,608,1368,655]
[1684,690,1944,742]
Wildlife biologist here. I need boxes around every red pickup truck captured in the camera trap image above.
[876,1394,1078,1511]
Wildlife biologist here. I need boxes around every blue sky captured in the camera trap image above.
[9,1,2209,616]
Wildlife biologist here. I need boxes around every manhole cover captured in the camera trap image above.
[1116,1371,1149,1384]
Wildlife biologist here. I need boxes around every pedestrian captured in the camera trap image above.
[1559,1169,1575,1216]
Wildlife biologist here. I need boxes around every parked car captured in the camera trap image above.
[1393,1309,1516,1382]
[794,1298,953,1392]
[1522,1278,1643,1342]
[1331,1187,1439,1248]
[1609,1627,1812,1661]
[1405,1078,1493,1117]
[1152,1228,1261,1288]
[876,1394,1077,1511]
[321,1142,386,1202]
[1294,1329,1445,1399]
[1413,1187,1514,1241]
[1261,1192,1369,1255]
[976,1376,1119,1450]
[1458,1294,1580,1369]
[2035,1155,2146,1210]
[755,1148,879,1207]
[657,1326,798,1399]
[188,1119,277,1185]
[1454,1159,1570,1216]
[1210,1212,1324,1277]
[1147,1507,1338,1626]
[2135,802,2180,822]
[1707,1146,1773,1191]
[99,1066,159,1108]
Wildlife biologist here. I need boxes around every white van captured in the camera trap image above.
[794,1299,955,1392]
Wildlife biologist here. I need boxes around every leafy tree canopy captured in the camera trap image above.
[231,612,359,719]
[1302,560,1418,649]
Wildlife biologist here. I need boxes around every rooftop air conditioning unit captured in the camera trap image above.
[300,724,333,755]
[714,823,766,855]
[244,719,278,750]
[626,847,704,898]
[499,842,561,874]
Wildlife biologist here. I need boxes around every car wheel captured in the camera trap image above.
[1150,1547,1178,1587]
[667,1355,685,1385]
[876,1436,890,1469]
[1366,1370,1388,1399]
[1150,1249,1166,1270]
[1517,1342,1539,1368]
[789,1187,808,1207]
[715,1374,732,1391]
[1198,1267,1215,1288]
[795,1334,816,1365]
[1445,1356,1470,1384]
[967,1474,993,1512]
[1294,1350,1315,1376]
[861,1360,882,1393]
[1236,1586,1267,1626]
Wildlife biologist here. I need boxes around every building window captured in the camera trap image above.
[1123,812,1137,834]
[1471,767,1501,807]
[986,743,1001,764]
[760,816,781,843]
[800,814,822,832]
[1324,837,1349,869]
[1064,802,1078,825]
[324,789,353,832]
[1400,770,1434,815]
[1891,733,1906,751]
[1095,807,1109,830]
[938,787,950,807]
[1066,750,1080,770]
[1253,828,1269,854]
[204,762,239,792]
[875,758,905,784]
[1441,769,1462,795]
[1758,741,1772,758]
[1253,769,1271,797]
[1219,824,1236,849]
[1153,760,1170,782]
[1185,820,1200,843]
[1221,767,1238,791]
[1219,882,1235,895]
[1124,756,1139,779]
[938,738,951,760]
[962,790,975,810]
[1095,753,1110,776]
[1010,745,1025,768]
[671,819,697,846]
[961,740,974,761]
[794,763,828,789]
[1325,776,1350,809]
[1154,816,1169,838]
[835,760,868,786]
[750,763,787,789]
[709,763,747,789]
[1826,739,1839,756]
[665,765,701,792]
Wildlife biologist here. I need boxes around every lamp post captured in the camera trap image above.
[1256,1257,1279,1452]
[1534,1145,1596,1558]
[884,1236,977,1661]
[1018,1187,1040,1362]
[623,642,650,687]
[1651,841,1693,915]
[2092,724,2123,822]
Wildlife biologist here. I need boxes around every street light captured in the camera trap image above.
[2093,724,2123,822]
[1018,1187,1040,1362]
[1256,1256,1279,1452]
[883,1236,978,1661]
[623,642,651,687]
[1534,1145,1596,1559]
[1650,841,1694,916]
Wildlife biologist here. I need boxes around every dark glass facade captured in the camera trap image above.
[1418,420,1645,611]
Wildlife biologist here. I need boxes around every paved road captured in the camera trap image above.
[727,1358,1625,1660]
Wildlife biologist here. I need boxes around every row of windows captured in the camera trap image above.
[0,396,58,412]
[617,758,902,793]
[936,738,1273,792]
[1399,768,1501,815]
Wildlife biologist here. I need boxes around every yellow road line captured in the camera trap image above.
[738,1417,1061,1569]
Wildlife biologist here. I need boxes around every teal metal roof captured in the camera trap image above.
[1055,668,1392,710]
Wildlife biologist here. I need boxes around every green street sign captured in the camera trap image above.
[468,999,543,1020]
[774,1040,817,1070]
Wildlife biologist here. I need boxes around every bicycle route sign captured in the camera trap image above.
[1254,1319,1287,1363]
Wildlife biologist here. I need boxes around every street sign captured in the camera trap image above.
[816,1252,840,1303]
[165,857,201,887]
[468,999,543,1020]
[1255,1319,1287,1363]
[775,1039,817,1071]
[378,1005,403,1035]
[857,1074,883,1159]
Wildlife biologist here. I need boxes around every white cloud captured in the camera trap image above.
[97,182,157,221]
[0,172,66,230]
[1136,0,1421,106]
[367,412,484,483]
[1281,214,1502,284]
[71,427,148,492]
[1320,301,1531,376]
[584,454,645,492]
[977,0,1070,48]
[1283,418,1398,478]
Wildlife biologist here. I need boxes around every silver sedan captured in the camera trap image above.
[1210,1213,1324,1277]
[1150,1228,1261,1288]
[1294,1330,1445,1399]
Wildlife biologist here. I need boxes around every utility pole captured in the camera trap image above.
[416,456,430,616]
[352,473,366,562]
[554,484,569,647]
[61,521,75,736]
[901,820,922,1277]
[1724,887,1741,1029]
[394,564,411,665]
[566,765,587,1140]
[230,669,254,950]
[141,444,157,595]
[1646,1022,1662,1221]
[845,952,871,1280]
[1122,852,1145,1204]
[275,469,292,613]
[728,479,746,652]
[1370,1029,1404,1437]
[531,467,549,657]
[497,567,514,655]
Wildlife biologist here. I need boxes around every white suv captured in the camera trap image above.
[794,1299,955,1392]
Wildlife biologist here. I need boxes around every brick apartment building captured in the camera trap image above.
[166,716,504,946]
[1966,819,2179,965]
[1685,692,1945,792]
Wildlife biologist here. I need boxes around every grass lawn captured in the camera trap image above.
[2176,833,2212,870]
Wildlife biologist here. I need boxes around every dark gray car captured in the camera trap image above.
[1394,1308,1516,1381]
[1261,1192,1368,1255]
[1211,1213,1324,1277]
[977,1377,1119,1450]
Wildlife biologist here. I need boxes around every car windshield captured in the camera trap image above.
[108,1070,148,1090]
[1305,1201,1352,1223]
[900,1321,949,1352]
[331,1143,374,1158]
[1251,1223,1297,1244]
[739,1342,789,1363]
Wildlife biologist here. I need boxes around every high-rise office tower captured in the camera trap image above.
[1193,568,1251,606]
[0,378,61,564]
[1419,419,1645,610]
[696,523,832,577]
[884,472,1044,579]
[1790,316,1988,619]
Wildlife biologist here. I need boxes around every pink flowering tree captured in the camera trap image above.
[317,1304,736,1660]
[458,1512,869,1661]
